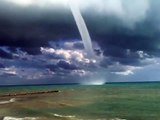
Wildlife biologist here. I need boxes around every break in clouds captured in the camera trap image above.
[0,0,160,85]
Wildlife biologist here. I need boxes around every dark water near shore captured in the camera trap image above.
[0,83,160,120]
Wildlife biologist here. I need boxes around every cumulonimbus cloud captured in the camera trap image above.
[5,0,150,26]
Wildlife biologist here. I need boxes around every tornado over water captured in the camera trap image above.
[70,2,95,58]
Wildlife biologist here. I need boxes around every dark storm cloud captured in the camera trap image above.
[0,0,80,49]
[73,42,84,49]
[20,47,42,55]
[0,48,13,59]
[0,0,159,60]
[57,60,78,70]
[0,63,5,68]
[102,45,151,66]
[46,60,78,72]
[46,64,58,72]
[92,26,159,52]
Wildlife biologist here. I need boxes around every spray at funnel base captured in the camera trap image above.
[70,2,95,58]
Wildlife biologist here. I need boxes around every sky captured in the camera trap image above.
[0,0,160,85]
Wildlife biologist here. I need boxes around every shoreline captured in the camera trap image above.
[0,90,60,97]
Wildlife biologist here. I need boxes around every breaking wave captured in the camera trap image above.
[2,116,126,120]
[0,98,16,105]
[53,113,76,119]
[3,116,38,120]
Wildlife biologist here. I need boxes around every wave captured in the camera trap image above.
[2,116,126,120]
[0,98,16,105]
[53,113,76,119]
[52,115,126,120]
[3,116,38,120]
[111,118,126,120]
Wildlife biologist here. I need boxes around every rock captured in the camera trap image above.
[0,90,60,97]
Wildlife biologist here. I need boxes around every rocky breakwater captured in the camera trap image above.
[0,90,60,97]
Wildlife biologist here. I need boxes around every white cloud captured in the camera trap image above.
[109,62,142,76]
[140,57,159,65]
[137,51,150,58]
[0,67,17,76]
[40,47,96,64]
[80,0,150,26]
[40,47,55,54]
[6,0,33,6]
[0,65,55,80]
[112,70,134,76]
[120,0,150,26]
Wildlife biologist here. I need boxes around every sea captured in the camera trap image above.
[0,82,160,120]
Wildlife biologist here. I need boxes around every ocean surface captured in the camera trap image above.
[0,82,160,120]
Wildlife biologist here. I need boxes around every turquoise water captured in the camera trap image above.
[0,83,160,120]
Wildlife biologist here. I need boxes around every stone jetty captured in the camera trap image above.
[0,90,59,97]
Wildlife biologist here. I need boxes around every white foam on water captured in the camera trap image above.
[3,116,126,120]
[3,116,38,120]
[0,98,16,105]
[110,118,126,120]
[53,113,76,119]
[78,118,126,120]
